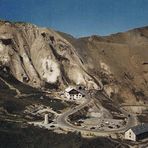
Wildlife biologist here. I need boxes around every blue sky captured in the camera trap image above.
[0,0,148,37]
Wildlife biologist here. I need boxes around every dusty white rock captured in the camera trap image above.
[0,21,100,89]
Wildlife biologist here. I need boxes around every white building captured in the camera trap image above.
[125,128,136,141]
[65,86,85,101]
[125,124,148,141]
[44,114,49,124]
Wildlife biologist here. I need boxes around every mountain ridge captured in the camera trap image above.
[0,20,99,90]
[0,19,148,104]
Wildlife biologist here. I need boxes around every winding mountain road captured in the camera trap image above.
[56,92,137,136]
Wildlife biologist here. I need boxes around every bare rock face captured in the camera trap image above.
[0,20,99,89]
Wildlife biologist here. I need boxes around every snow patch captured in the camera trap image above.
[0,43,10,65]
[0,55,10,65]
[104,84,119,98]
[0,43,4,52]
[42,57,60,83]
[75,72,86,85]
[100,61,111,74]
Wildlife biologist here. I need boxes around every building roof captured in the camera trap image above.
[65,86,85,96]
[65,86,75,92]
[129,124,148,135]
[69,89,80,95]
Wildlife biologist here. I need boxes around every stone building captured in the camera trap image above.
[125,124,148,141]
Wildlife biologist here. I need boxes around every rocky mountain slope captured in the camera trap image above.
[0,20,98,91]
[0,20,148,104]
[59,27,148,104]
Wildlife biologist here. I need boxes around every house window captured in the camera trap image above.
[78,94,82,97]
[129,132,131,138]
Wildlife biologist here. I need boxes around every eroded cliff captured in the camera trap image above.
[0,20,98,90]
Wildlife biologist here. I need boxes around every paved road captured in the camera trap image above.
[56,92,137,135]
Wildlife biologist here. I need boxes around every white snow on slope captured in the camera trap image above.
[42,56,60,83]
